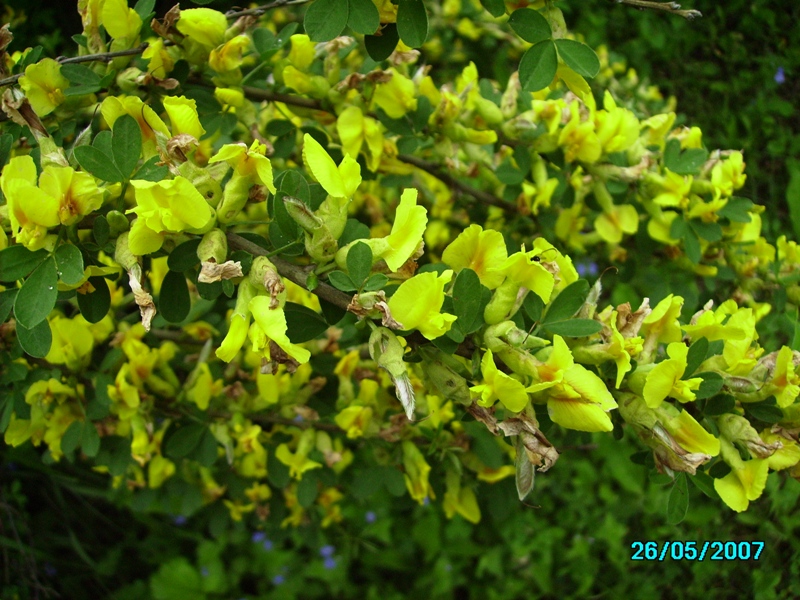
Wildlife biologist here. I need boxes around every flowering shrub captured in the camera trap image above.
[1,0,800,595]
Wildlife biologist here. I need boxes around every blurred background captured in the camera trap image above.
[2,1,799,598]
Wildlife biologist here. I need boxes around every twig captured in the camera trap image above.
[226,0,313,19]
[0,43,150,88]
[242,85,325,111]
[225,232,353,310]
[396,154,512,212]
[613,0,702,19]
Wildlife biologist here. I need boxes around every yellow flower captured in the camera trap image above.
[101,96,170,157]
[402,440,435,505]
[19,58,69,116]
[334,405,373,438]
[643,342,702,408]
[276,429,322,480]
[387,270,457,340]
[558,101,601,163]
[767,346,800,408]
[470,349,529,413]
[337,106,384,172]
[209,140,275,191]
[681,300,748,342]
[594,204,639,245]
[442,224,508,289]
[39,165,104,226]
[302,133,361,199]
[234,423,268,478]
[162,95,205,141]
[128,176,216,254]
[711,151,746,197]
[714,437,769,512]
[443,469,481,523]
[209,34,251,80]
[373,68,418,119]
[142,38,175,78]
[0,156,60,250]
[175,8,227,50]
[101,0,143,43]
[641,294,683,345]
[594,91,640,153]
[651,170,692,209]
[45,313,96,371]
[147,455,175,488]
[287,34,316,70]
[248,296,311,364]
[490,246,555,303]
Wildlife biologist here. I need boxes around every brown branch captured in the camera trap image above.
[241,85,325,111]
[613,0,701,19]
[0,43,150,88]
[226,0,313,19]
[397,154,512,213]
[225,231,353,310]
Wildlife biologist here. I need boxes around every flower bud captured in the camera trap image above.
[197,228,228,264]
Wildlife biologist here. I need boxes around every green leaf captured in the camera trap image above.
[0,133,14,168]
[683,337,708,379]
[93,130,114,158]
[452,268,483,332]
[16,318,52,358]
[134,0,156,19]
[0,245,48,282]
[519,39,558,92]
[363,273,389,292]
[496,159,526,185]
[542,318,602,337]
[690,471,719,499]
[666,473,689,525]
[744,402,783,424]
[327,270,358,292]
[62,421,84,455]
[93,215,110,246]
[717,196,753,223]
[347,242,373,288]
[693,372,724,399]
[253,28,278,55]
[0,289,17,323]
[663,138,709,176]
[159,271,191,323]
[15,257,58,329]
[77,276,111,323]
[554,39,600,78]
[167,239,202,272]
[523,291,544,322]
[348,0,380,34]
[297,471,320,507]
[515,436,535,501]
[60,64,102,92]
[480,0,505,17]
[150,558,203,600]
[193,430,219,467]
[81,423,101,457]
[132,155,170,182]
[508,8,551,44]
[284,302,328,343]
[683,227,701,264]
[74,145,124,182]
[304,0,349,42]
[708,460,731,479]
[704,394,735,416]
[165,424,207,459]
[365,24,399,62]
[542,279,589,324]
[690,219,722,243]
[55,244,85,285]
[397,0,429,48]
[266,119,295,137]
[277,169,310,202]
[112,114,142,179]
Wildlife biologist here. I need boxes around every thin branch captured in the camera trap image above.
[614,0,702,19]
[0,43,150,88]
[396,154,512,213]
[226,0,313,19]
[226,232,353,310]
[242,85,325,111]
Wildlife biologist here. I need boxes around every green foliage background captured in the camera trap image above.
[2,1,800,598]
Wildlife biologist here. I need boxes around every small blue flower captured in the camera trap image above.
[262,539,274,551]
[272,574,286,586]
[44,563,57,577]
[423,496,430,506]
[323,557,337,570]
[251,531,266,543]
[173,515,187,526]
[201,567,209,577]
[775,66,786,84]
[365,511,377,523]
[319,544,335,558]
[293,414,304,423]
